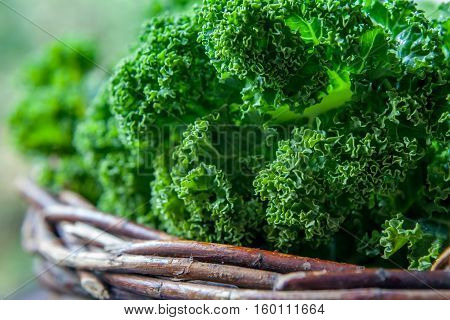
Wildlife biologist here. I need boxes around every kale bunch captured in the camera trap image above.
[9,40,101,202]
[199,0,449,268]
[10,0,449,269]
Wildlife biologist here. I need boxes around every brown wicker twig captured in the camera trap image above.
[19,178,362,272]
[31,210,279,289]
[274,269,450,291]
[18,178,175,241]
[34,259,89,298]
[17,179,450,300]
[44,204,176,241]
[109,240,361,273]
[25,206,109,299]
[35,259,147,300]
[102,273,450,300]
[58,191,128,249]
[61,222,126,248]
[57,222,110,299]
[16,177,59,208]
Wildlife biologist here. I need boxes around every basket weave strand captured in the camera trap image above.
[18,178,450,300]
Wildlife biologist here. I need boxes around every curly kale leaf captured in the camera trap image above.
[110,14,241,145]
[436,2,449,58]
[408,234,444,271]
[75,87,124,163]
[250,0,449,257]
[9,88,84,155]
[37,155,101,203]
[106,14,245,225]
[151,111,277,245]
[357,214,446,270]
[254,122,400,251]
[96,152,155,224]
[363,0,446,74]
[9,1,448,269]
[8,40,101,201]
[198,0,402,114]
[379,214,423,259]
[199,0,332,112]
[75,86,155,223]
[150,153,188,234]
[22,39,96,89]
[199,0,447,119]
[378,214,446,270]
[9,40,95,155]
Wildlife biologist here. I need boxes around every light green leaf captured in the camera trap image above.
[380,215,423,259]
[286,15,323,45]
[357,28,388,72]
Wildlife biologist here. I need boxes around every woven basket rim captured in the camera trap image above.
[17,178,450,300]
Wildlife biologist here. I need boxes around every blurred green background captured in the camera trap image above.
[0,0,157,298]
[0,0,444,299]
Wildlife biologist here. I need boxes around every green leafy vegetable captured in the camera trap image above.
[9,0,449,269]
[9,40,101,201]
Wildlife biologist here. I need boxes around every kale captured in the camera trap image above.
[9,40,101,202]
[10,1,449,269]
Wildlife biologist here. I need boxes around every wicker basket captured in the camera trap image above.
[17,178,450,300]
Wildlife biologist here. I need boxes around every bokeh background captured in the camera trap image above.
[0,0,444,299]
[0,0,164,298]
